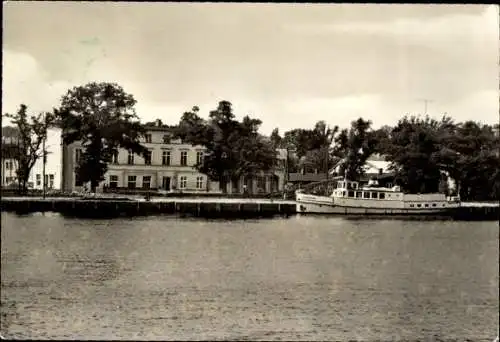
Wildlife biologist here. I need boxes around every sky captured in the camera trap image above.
[3,2,499,135]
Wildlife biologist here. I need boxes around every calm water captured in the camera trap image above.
[1,212,498,341]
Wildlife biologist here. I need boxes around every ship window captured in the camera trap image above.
[356,191,362,198]
[410,204,414,208]
[363,192,370,199]
[342,191,346,197]
[442,204,445,207]
[432,203,436,207]
[348,191,354,197]
[379,193,386,199]
[417,204,421,207]
[371,192,377,199]
[425,204,429,207]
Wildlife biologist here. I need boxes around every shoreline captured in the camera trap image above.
[1,196,498,221]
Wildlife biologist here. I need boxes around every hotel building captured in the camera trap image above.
[61,121,286,194]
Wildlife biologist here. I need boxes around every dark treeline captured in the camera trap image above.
[3,82,499,200]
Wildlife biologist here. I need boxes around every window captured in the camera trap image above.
[75,172,83,186]
[348,191,354,197]
[432,203,437,207]
[180,176,187,189]
[379,193,386,199]
[342,191,346,197]
[36,174,41,186]
[109,175,118,188]
[128,176,137,189]
[144,151,152,165]
[145,134,152,143]
[196,176,203,189]
[417,204,422,208]
[162,151,171,166]
[44,175,49,188]
[196,151,204,165]
[424,203,429,207]
[363,192,370,199]
[180,151,188,166]
[371,192,377,199]
[410,204,414,208]
[112,151,119,164]
[128,151,134,165]
[387,183,393,188]
[5,161,11,170]
[162,134,171,144]
[142,176,151,189]
[356,191,362,198]
[49,174,54,189]
[75,148,82,163]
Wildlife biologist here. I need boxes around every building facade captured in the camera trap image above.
[61,123,286,194]
[1,126,61,191]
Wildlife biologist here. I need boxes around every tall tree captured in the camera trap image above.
[270,128,283,149]
[437,120,499,200]
[177,101,277,193]
[54,82,148,192]
[332,118,377,180]
[3,104,54,193]
[282,121,338,173]
[383,115,453,194]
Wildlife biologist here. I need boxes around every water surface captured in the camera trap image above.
[1,213,498,340]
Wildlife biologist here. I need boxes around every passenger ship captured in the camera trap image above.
[296,179,461,215]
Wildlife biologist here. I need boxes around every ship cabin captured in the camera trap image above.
[331,180,403,201]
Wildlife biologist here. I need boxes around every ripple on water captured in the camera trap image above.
[1,213,498,340]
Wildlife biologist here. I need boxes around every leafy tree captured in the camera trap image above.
[437,121,499,200]
[383,115,454,194]
[176,101,277,193]
[270,128,283,149]
[54,82,148,192]
[282,121,338,173]
[332,118,377,180]
[3,104,55,193]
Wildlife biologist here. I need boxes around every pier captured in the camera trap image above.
[0,197,297,219]
[0,197,498,220]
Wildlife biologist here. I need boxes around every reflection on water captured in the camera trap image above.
[1,212,498,340]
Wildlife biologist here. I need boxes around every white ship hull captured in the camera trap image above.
[296,193,459,216]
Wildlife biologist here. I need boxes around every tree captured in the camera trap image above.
[177,101,277,193]
[383,115,453,194]
[270,128,283,149]
[332,118,377,180]
[437,120,499,200]
[54,82,148,192]
[3,104,54,193]
[282,121,338,173]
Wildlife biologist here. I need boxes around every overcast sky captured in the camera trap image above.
[3,2,499,134]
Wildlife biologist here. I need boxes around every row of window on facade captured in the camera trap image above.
[5,161,15,170]
[143,133,175,144]
[35,174,55,188]
[103,175,205,190]
[75,149,204,166]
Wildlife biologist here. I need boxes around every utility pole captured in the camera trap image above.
[417,98,434,115]
[42,113,47,199]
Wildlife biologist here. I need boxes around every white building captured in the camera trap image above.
[1,127,61,190]
[29,128,62,190]
[61,122,286,194]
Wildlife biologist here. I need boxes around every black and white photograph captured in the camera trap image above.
[1,2,499,340]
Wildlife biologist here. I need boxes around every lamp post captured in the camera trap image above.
[42,113,47,199]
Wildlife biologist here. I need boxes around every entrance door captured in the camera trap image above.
[162,176,171,191]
